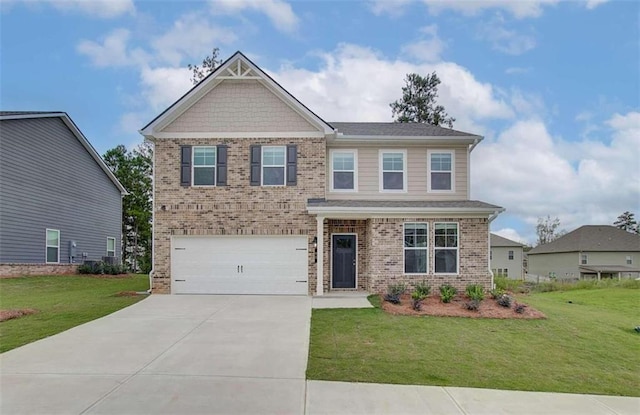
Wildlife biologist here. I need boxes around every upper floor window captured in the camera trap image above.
[626,256,632,265]
[46,229,60,264]
[379,150,406,192]
[193,146,216,186]
[580,254,588,265]
[428,150,454,192]
[434,223,458,274]
[508,250,514,260]
[107,237,116,257]
[331,150,357,191]
[490,250,492,260]
[262,146,286,186]
[404,223,428,274]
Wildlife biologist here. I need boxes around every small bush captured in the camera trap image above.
[413,280,431,299]
[496,294,512,308]
[465,284,485,301]
[439,284,457,303]
[490,288,505,299]
[387,282,407,296]
[383,294,401,304]
[494,275,525,292]
[634,326,640,333]
[77,261,126,275]
[514,302,526,314]
[464,299,480,311]
[411,297,423,311]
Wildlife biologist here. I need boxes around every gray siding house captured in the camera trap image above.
[490,233,525,279]
[0,112,126,276]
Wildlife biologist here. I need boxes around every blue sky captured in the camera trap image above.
[2,0,639,243]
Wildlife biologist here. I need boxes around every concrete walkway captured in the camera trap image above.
[1,294,638,414]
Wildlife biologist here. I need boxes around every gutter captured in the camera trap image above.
[469,136,483,153]
[487,208,505,288]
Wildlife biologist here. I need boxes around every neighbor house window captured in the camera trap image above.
[193,146,216,186]
[404,223,428,274]
[508,250,514,260]
[626,256,632,265]
[580,254,588,265]
[262,146,286,186]
[434,223,458,274]
[379,150,406,191]
[107,237,116,257]
[428,151,454,192]
[46,229,60,263]
[490,250,493,260]
[331,150,357,191]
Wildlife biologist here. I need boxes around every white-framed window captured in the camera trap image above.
[46,229,60,264]
[193,146,216,186]
[428,150,454,192]
[262,146,286,186]
[404,223,428,274]
[330,149,357,191]
[580,253,588,265]
[434,222,458,274]
[508,250,514,260]
[626,255,632,265]
[490,250,493,260]
[379,150,407,192]
[107,237,116,257]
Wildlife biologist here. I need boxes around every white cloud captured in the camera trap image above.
[585,0,610,10]
[210,0,299,33]
[18,0,136,18]
[401,24,446,62]
[492,228,528,245]
[139,66,192,112]
[422,0,559,19]
[77,28,136,67]
[478,14,537,55]
[369,0,414,17]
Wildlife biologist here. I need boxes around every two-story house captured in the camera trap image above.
[490,233,525,279]
[140,51,503,295]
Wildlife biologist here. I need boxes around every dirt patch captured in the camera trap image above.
[0,308,38,322]
[114,291,143,297]
[381,294,546,319]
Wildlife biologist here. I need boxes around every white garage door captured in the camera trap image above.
[171,236,309,295]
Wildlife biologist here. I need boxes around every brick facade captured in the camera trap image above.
[0,263,78,278]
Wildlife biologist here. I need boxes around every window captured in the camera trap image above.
[434,223,458,274]
[490,250,493,260]
[107,237,116,257]
[508,250,514,260]
[46,229,60,263]
[626,256,632,265]
[331,150,357,191]
[193,146,216,186]
[380,150,406,191]
[404,223,428,274]
[580,254,588,265]
[262,146,286,186]
[428,151,454,192]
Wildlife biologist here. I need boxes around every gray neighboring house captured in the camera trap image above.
[527,225,640,280]
[0,112,127,276]
[490,233,525,280]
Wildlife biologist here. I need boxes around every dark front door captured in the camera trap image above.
[332,234,356,288]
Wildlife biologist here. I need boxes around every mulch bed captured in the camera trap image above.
[0,308,38,322]
[114,291,144,297]
[381,294,546,319]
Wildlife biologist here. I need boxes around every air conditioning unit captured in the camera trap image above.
[102,256,119,265]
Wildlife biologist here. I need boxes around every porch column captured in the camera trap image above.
[597,271,601,281]
[316,216,324,296]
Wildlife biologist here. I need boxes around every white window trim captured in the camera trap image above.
[107,237,116,257]
[379,149,407,193]
[403,222,429,275]
[261,145,287,187]
[434,222,459,275]
[329,149,358,192]
[626,255,632,265]
[46,228,60,264]
[580,253,588,265]
[508,250,514,260]
[427,149,455,193]
[192,146,216,187]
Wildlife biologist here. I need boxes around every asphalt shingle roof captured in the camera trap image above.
[0,111,63,117]
[330,122,478,137]
[307,199,501,209]
[528,225,640,254]
[490,233,525,247]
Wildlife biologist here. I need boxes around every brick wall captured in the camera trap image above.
[153,136,325,294]
[0,263,78,278]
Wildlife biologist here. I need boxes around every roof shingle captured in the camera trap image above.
[528,225,640,254]
[330,122,478,137]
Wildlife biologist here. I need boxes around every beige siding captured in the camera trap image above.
[161,80,319,133]
[326,144,468,200]
[491,246,524,279]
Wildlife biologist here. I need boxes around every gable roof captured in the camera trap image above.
[490,233,525,247]
[0,112,127,195]
[140,51,334,137]
[331,122,478,138]
[528,225,640,254]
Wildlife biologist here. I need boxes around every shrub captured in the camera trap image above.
[77,261,126,275]
[413,280,431,299]
[411,296,423,311]
[496,294,512,308]
[490,288,505,299]
[464,299,480,311]
[465,284,485,301]
[635,326,640,333]
[494,275,525,292]
[514,302,526,314]
[439,284,457,303]
[387,282,407,296]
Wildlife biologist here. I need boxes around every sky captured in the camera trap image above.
[1,0,639,244]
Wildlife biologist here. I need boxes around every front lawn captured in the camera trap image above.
[0,274,149,353]
[307,287,640,396]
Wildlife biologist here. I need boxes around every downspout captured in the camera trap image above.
[487,208,505,289]
[145,136,156,294]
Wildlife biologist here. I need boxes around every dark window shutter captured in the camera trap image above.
[250,145,261,186]
[180,145,192,187]
[286,145,297,186]
[216,145,227,186]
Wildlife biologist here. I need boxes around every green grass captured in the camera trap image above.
[0,274,149,353]
[307,287,640,396]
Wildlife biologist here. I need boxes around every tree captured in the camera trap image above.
[103,143,153,272]
[614,211,638,234]
[535,215,566,246]
[390,72,455,128]
[187,48,221,85]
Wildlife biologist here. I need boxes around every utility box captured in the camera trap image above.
[69,240,77,262]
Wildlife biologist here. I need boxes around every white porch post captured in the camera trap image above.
[316,216,324,296]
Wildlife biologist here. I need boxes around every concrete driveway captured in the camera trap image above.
[0,295,311,414]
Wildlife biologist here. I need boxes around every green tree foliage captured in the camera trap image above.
[187,47,221,85]
[390,72,455,128]
[614,211,638,234]
[535,215,566,246]
[103,143,153,273]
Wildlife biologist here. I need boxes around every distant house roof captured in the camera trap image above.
[0,111,127,195]
[490,233,525,247]
[330,122,478,138]
[528,225,640,254]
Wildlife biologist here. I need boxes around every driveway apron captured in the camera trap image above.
[0,295,312,414]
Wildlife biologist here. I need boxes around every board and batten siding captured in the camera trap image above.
[326,144,468,200]
[0,117,122,264]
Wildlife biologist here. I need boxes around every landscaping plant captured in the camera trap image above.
[439,284,457,303]
[496,294,512,308]
[411,291,424,311]
[465,284,485,301]
[413,280,431,299]
[383,282,407,304]
[464,299,480,311]
[514,302,526,314]
[490,288,505,299]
